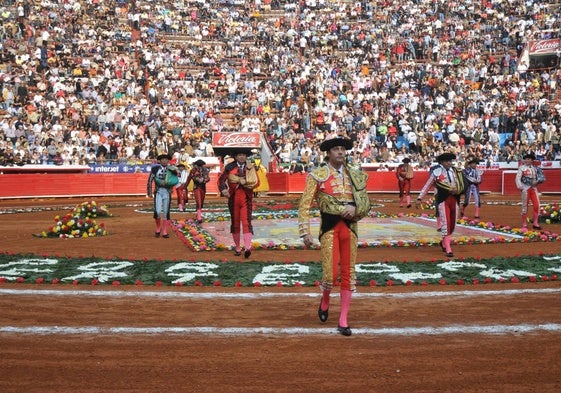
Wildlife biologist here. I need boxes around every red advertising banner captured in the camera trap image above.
[212,132,262,148]
[528,39,560,55]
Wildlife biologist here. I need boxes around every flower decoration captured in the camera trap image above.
[540,203,560,224]
[72,200,112,218]
[34,200,110,238]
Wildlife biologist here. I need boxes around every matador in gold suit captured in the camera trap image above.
[298,137,370,336]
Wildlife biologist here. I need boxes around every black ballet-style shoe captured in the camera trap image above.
[154,232,160,238]
[532,225,542,230]
[234,250,242,256]
[162,234,169,238]
[337,325,352,336]
[318,298,328,323]
[244,250,252,259]
[446,252,454,258]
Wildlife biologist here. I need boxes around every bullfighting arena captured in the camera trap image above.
[1,195,561,393]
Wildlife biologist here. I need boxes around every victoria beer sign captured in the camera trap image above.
[212,132,262,148]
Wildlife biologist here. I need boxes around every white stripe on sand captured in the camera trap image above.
[0,287,560,299]
[1,324,561,337]
[1,288,560,336]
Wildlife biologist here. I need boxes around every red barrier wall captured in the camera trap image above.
[1,170,560,199]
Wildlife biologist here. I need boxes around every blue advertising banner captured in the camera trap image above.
[87,164,152,174]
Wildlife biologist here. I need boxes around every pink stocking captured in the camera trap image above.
[233,233,241,252]
[161,219,169,236]
[155,218,161,233]
[321,289,331,311]
[339,290,352,328]
[243,233,252,251]
[442,235,452,253]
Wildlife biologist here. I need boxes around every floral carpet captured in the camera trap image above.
[203,216,523,250]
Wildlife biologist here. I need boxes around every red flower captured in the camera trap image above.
[112,281,120,286]
[420,281,428,286]
[51,278,60,284]
[155,280,163,286]
[135,280,143,286]
[254,282,262,287]
[72,280,79,285]
[194,281,202,286]
[386,280,394,286]
[529,276,537,282]
[213,281,222,287]
[234,281,243,287]
[438,279,447,285]
[406,280,413,286]
[472,279,480,285]
[35,277,44,284]
[295,282,302,287]
[484,277,492,284]
[510,277,520,283]
[16,277,24,283]
[175,281,184,286]
[456,279,465,285]
[369,279,376,287]
[91,279,99,285]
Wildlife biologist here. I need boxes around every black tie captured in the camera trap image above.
[238,165,245,177]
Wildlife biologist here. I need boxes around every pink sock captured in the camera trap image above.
[233,233,241,252]
[161,219,169,235]
[155,218,161,232]
[339,290,352,327]
[321,289,331,311]
[243,233,252,251]
[442,235,452,253]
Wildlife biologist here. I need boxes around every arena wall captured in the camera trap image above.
[1,170,560,199]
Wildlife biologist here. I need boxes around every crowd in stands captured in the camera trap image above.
[1,0,561,171]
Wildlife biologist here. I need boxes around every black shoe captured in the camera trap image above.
[532,225,542,230]
[244,250,252,258]
[318,298,328,323]
[196,219,203,224]
[406,204,411,208]
[439,241,446,252]
[446,252,454,258]
[162,234,169,238]
[337,325,352,336]
[436,228,441,232]
[155,232,160,238]
[234,250,242,256]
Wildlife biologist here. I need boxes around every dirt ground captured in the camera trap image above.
[1,195,561,393]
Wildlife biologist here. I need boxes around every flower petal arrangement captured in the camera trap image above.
[72,200,113,218]
[34,200,111,238]
[541,203,560,224]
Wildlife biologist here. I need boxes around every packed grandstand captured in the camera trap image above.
[0,0,560,172]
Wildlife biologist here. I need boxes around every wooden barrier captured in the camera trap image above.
[1,169,561,199]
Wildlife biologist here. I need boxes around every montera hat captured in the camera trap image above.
[157,153,172,160]
[436,152,456,162]
[522,152,536,160]
[193,159,206,166]
[319,137,354,152]
[402,157,411,163]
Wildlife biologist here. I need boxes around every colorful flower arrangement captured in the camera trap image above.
[36,212,108,238]
[540,203,560,224]
[35,200,111,238]
[173,219,226,251]
[172,207,560,252]
[72,200,112,218]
